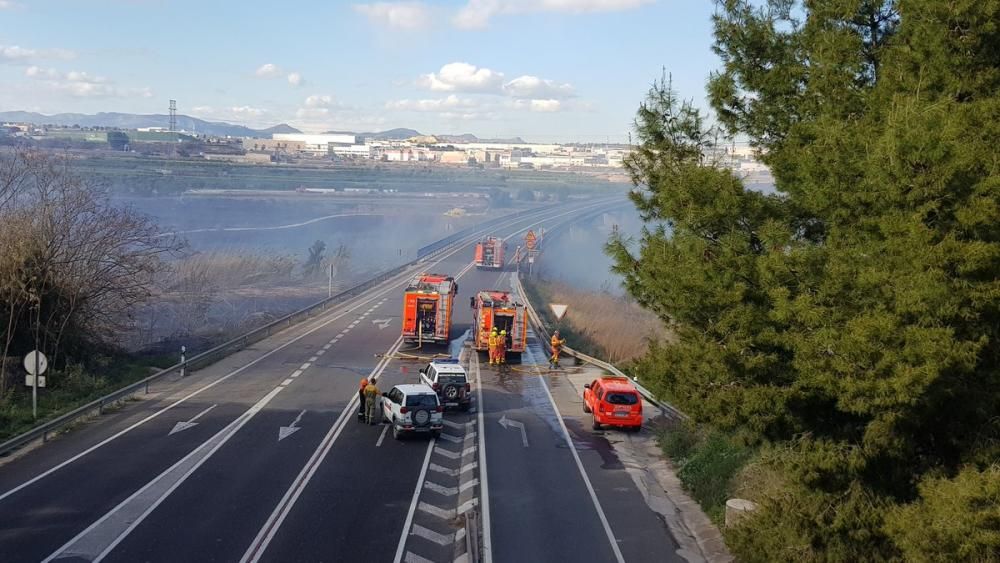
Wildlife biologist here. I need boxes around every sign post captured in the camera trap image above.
[24,350,48,419]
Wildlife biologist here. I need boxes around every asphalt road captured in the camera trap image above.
[0,199,687,563]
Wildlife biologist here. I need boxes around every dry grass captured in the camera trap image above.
[526,279,671,363]
[162,252,298,295]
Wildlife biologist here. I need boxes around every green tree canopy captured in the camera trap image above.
[610,1,1000,558]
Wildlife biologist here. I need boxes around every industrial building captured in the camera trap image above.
[271,133,359,155]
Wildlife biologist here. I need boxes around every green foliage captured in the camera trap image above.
[658,422,754,524]
[885,465,1000,562]
[614,1,1000,559]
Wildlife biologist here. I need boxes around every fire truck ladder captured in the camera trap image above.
[437,291,450,339]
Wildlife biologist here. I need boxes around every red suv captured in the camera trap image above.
[583,376,642,432]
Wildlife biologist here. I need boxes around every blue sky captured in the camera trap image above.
[0,0,720,142]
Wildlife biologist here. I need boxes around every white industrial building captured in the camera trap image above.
[272,133,359,155]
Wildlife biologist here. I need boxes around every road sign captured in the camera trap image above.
[525,230,537,250]
[24,350,48,388]
[24,350,47,375]
[549,304,568,320]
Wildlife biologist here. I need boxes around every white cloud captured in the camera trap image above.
[0,1,21,9]
[24,65,150,98]
[354,2,430,30]
[304,94,334,108]
[386,95,478,112]
[511,98,563,112]
[453,0,652,29]
[255,63,283,78]
[417,62,505,93]
[1,44,76,63]
[502,75,574,99]
[191,106,268,121]
[287,72,303,87]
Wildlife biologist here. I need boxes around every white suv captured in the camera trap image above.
[381,384,444,440]
[419,358,472,411]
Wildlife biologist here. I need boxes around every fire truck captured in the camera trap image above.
[473,236,505,270]
[471,290,528,359]
[402,273,458,344]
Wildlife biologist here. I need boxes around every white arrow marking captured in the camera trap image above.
[498,414,529,447]
[169,404,217,436]
[278,410,306,442]
[372,319,392,330]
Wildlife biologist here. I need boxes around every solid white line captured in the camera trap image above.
[393,439,436,563]
[0,275,410,503]
[42,386,285,562]
[474,351,494,563]
[240,338,403,563]
[376,425,388,447]
[527,345,625,563]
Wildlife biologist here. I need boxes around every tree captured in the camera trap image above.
[0,148,180,393]
[302,240,326,278]
[610,1,1000,559]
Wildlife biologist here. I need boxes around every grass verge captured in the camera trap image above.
[0,352,175,443]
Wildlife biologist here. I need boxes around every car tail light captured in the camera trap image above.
[464,383,471,393]
[433,383,440,391]
[400,407,409,414]
[435,406,444,413]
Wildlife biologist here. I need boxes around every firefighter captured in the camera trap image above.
[357,377,369,422]
[550,330,566,367]
[488,327,499,365]
[497,330,507,365]
[364,380,381,425]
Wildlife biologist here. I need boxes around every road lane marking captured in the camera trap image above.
[376,425,388,447]
[458,498,479,515]
[423,480,458,497]
[299,363,311,370]
[418,501,454,520]
[315,349,325,356]
[323,344,332,350]
[473,351,494,563]
[526,345,625,563]
[168,403,217,436]
[281,378,293,386]
[239,337,404,563]
[405,552,436,563]
[393,438,436,563]
[291,370,303,378]
[0,202,610,509]
[410,524,455,546]
[278,410,307,442]
[308,356,318,362]
[42,386,286,563]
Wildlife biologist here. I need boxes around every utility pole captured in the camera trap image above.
[328,263,334,299]
[32,301,39,419]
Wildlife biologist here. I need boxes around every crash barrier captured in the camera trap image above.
[0,202,576,458]
[466,509,482,563]
[511,272,688,422]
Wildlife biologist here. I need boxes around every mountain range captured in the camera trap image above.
[0,111,300,138]
[0,111,529,143]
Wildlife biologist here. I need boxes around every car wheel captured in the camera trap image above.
[592,415,601,431]
[582,401,591,414]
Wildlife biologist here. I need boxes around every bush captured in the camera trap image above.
[885,465,1000,562]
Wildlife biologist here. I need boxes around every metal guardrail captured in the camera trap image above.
[0,203,566,457]
[512,272,688,421]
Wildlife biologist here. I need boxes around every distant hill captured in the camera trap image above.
[0,111,301,138]
[323,128,527,144]
[324,128,420,140]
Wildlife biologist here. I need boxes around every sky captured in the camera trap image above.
[0,0,721,142]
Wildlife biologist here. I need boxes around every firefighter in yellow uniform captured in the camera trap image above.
[488,327,499,365]
[364,381,381,424]
[497,330,508,365]
[550,330,566,367]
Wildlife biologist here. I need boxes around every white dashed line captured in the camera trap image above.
[290,370,303,378]
[300,363,311,370]
[281,378,293,386]
[308,356,318,362]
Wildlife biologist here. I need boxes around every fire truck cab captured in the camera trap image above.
[474,236,505,270]
[402,273,457,344]
[471,290,527,360]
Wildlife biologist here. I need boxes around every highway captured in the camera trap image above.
[0,199,686,563]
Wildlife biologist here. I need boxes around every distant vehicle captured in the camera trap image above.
[402,273,458,344]
[583,376,643,432]
[381,384,444,440]
[473,236,505,270]
[471,290,527,360]
[419,358,472,411]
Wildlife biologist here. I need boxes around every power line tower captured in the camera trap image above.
[168,99,177,132]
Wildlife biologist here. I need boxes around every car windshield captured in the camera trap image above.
[606,392,639,405]
[437,375,466,385]
[406,394,439,408]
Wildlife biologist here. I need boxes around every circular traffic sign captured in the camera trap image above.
[24,350,48,376]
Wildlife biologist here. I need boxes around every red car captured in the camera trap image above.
[583,376,643,432]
